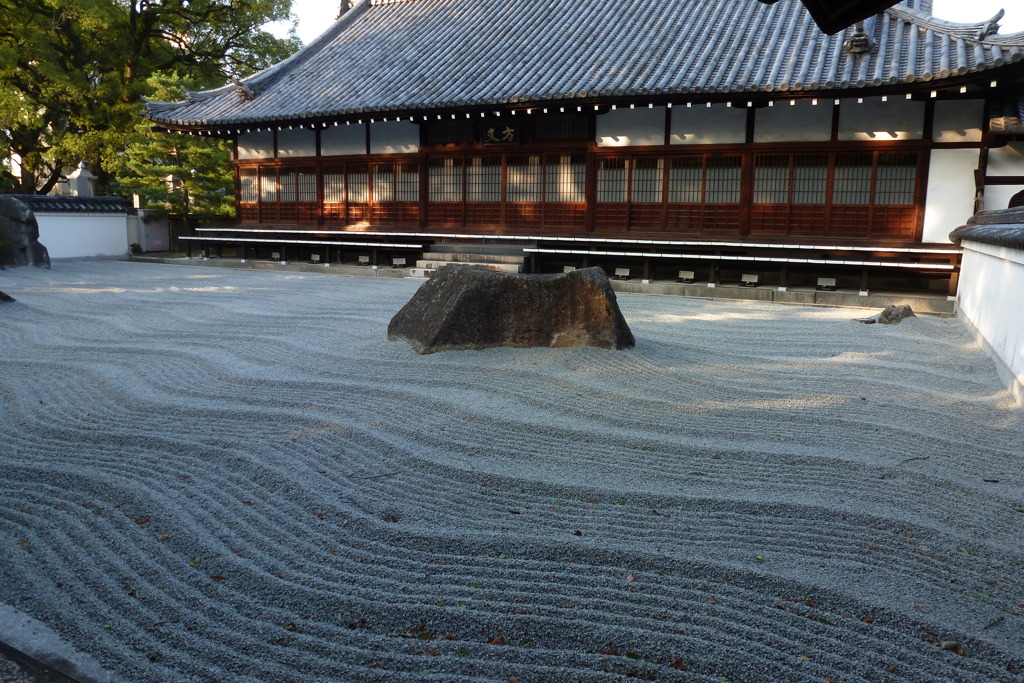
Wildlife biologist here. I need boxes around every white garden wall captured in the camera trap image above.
[957,240,1024,405]
[37,213,130,259]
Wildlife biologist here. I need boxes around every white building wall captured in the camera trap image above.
[984,141,1024,211]
[986,142,1024,176]
[597,107,666,147]
[236,130,275,159]
[923,148,979,243]
[958,240,1024,405]
[36,213,129,258]
[932,100,984,143]
[276,128,317,158]
[370,121,419,154]
[322,124,367,156]
[670,104,746,145]
[838,97,924,141]
[753,100,832,142]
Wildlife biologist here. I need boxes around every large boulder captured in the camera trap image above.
[0,196,50,268]
[388,265,635,354]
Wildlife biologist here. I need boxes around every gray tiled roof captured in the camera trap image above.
[6,195,130,214]
[144,0,1024,129]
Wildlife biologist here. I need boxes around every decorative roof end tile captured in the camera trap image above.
[844,22,875,55]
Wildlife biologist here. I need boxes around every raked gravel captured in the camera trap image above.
[0,260,1022,682]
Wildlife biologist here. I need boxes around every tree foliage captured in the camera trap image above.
[0,0,300,202]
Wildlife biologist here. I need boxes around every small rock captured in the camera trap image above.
[0,290,14,303]
[856,304,916,325]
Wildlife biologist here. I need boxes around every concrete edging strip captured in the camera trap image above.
[0,604,125,683]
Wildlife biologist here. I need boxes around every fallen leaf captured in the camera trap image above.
[210,575,226,581]
[489,636,507,645]
[939,641,964,656]
[670,659,686,670]
[706,599,718,604]
[276,572,287,579]
[861,617,874,624]
[626,574,635,582]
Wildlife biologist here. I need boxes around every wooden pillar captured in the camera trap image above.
[859,266,870,293]
[372,247,379,266]
[708,262,719,286]
[529,253,536,274]
[643,258,650,282]
[779,264,789,290]
[187,240,193,258]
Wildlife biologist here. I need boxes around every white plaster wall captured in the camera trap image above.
[277,128,316,158]
[983,184,1024,211]
[370,121,419,154]
[37,214,129,258]
[670,104,746,145]
[236,130,275,160]
[838,97,924,141]
[986,142,1024,176]
[321,124,367,156]
[753,100,833,142]
[922,148,979,243]
[958,240,1024,404]
[597,106,666,147]
[932,99,984,143]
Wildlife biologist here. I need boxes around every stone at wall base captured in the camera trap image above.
[856,304,916,325]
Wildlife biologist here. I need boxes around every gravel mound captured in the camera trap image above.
[1,261,1021,682]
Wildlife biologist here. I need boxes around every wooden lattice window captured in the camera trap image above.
[705,156,742,203]
[792,155,828,204]
[753,154,789,204]
[753,154,827,205]
[631,158,664,203]
[466,156,501,202]
[545,154,586,202]
[348,164,369,203]
[239,168,258,202]
[373,164,395,202]
[323,168,345,203]
[875,153,917,205]
[833,153,873,205]
[507,155,543,202]
[297,170,316,202]
[259,168,277,202]
[667,158,703,203]
[280,169,297,202]
[428,157,463,202]
[396,162,419,202]
[597,158,628,202]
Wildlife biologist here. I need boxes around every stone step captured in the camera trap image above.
[416,260,524,273]
[429,243,533,256]
[420,252,525,265]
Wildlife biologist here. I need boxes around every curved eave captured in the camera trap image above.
[141,0,1024,133]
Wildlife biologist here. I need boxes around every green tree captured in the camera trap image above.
[109,71,235,227]
[0,0,300,195]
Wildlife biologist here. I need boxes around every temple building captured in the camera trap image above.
[143,0,1024,297]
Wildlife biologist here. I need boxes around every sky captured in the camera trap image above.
[268,0,1024,46]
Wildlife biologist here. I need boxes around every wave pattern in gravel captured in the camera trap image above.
[1,261,1022,682]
